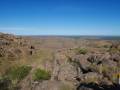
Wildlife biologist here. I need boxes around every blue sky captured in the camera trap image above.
[0,0,120,35]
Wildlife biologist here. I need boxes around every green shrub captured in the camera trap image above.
[33,68,51,81]
[75,48,87,55]
[7,65,32,82]
[102,45,110,48]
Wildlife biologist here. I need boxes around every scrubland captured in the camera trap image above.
[0,33,120,90]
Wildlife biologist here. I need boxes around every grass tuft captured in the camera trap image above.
[75,48,87,55]
[7,65,32,83]
[33,68,51,81]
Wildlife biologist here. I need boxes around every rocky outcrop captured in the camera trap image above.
[0,33,36,76]
[49,48,120,90]
[0,33,120,90]
[0,33,35,59]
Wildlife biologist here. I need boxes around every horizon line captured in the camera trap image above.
[1,32,120,37]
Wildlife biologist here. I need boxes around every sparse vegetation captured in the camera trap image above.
[60,85,73,90]
[0,33,120,90]
[33,68,51,81]
[7,65,32,83]
[109,47,119,53]
[75,48,87,55]
[103,45,110,48]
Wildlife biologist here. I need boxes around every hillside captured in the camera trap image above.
[0,33,35,75]
[0,33,120,90]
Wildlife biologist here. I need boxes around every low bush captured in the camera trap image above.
[7,65,32,82]
[75,48,87,55]
[33,68,51,81]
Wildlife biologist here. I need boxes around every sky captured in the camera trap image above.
[0,0,120,35]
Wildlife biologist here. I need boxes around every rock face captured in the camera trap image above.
[49,46,120,90]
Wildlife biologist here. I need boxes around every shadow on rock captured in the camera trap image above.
[77,83,120,90]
